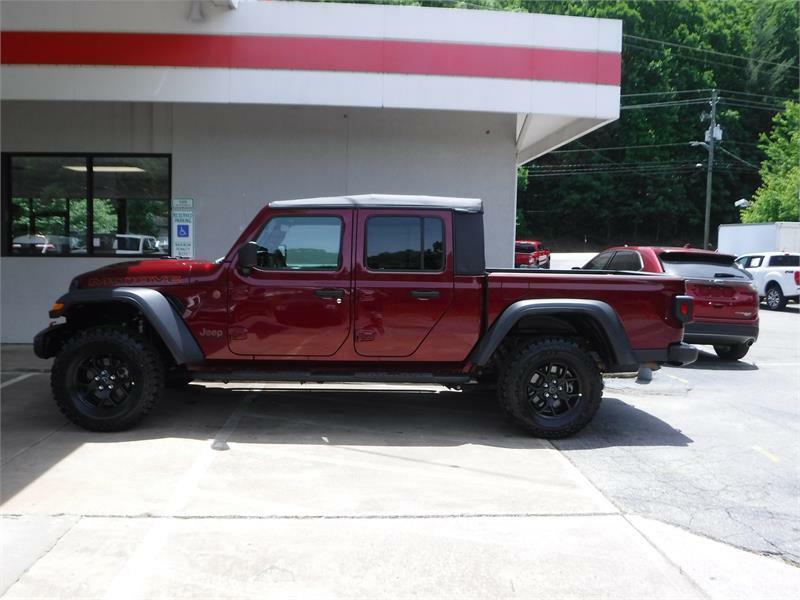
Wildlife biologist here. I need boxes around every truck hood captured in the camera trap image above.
[73,258,221,289]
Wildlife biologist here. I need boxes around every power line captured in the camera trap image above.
[624,42,754,72]
[716,146,759,169]
[621,99,710,110]
[719,99,785,112]
[621,89,712,98]
[550,142,694,153]
[717,89,795,102]
[623,33,799,70]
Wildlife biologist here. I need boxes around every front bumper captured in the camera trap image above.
[683,322,759,346]
[634,342,698,367]
[33,323,69,359]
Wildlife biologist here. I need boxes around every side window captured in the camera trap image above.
[583,251,613,270]
[606,250,642,271]
[253,216,342,270]
[748,256,764,268]
[768,254,799,267]
[366,216,444,271]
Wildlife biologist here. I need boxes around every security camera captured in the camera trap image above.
[734,199,750,208]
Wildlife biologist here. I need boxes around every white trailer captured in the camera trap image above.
[717,222,800,256]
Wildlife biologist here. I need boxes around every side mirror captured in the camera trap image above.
[237,241,258,274]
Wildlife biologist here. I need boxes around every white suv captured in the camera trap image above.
[735,252,800,310]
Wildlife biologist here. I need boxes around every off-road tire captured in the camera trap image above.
[765,284,787,311]
[498,337,602,439]
[713,343,750,361]
[52,327,164,431]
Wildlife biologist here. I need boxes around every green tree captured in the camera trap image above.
[742,101,800,222]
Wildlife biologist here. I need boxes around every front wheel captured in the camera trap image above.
[713,343,750,361]
[765,284,787,311]
[498,337,602,438]
[52,327,165,431]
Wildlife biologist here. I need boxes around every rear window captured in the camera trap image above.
[366,216,444,271]
[768,254,800,267]
[661,260,751,280]
[606,250,642,271]
[582,251,613,270]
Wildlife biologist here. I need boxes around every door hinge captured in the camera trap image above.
[356,329,376,342]
[228,326,248,341]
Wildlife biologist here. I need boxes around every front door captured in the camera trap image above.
[354,210,453,357]
[228,210,353,357]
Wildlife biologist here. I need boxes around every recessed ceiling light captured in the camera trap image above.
[63,166,145,173]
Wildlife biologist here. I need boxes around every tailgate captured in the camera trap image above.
[685,279,758,320]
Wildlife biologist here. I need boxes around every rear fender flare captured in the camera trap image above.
[55,287,204,365]
[469,299,638,372]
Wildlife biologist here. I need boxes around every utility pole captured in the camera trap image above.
[703,89,718,249]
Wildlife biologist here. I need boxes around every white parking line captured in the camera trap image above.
[752,446,780,463]
[102,393,255,600]
[0,373,39,389]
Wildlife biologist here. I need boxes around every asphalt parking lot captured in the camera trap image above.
[1,308,798,599]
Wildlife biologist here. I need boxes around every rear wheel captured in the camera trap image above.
[765,284,787,311]
[52,327,164,431]
[498,337,602,438]
[713,343,750,361]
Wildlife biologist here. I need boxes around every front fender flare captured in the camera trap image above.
[469,299,638,373]
[54,287,204,365]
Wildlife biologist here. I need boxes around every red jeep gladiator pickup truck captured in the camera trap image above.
[35,195,696,438]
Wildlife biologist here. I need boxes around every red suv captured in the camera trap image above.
[582,246,759,360]
[515,240,551,269]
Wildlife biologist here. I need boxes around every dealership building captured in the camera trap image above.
[0,0,621,342]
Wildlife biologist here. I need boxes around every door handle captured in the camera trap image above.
[410,290,440,299]
[314,288,345,299]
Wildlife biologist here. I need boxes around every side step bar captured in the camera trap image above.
[189,371,475,386]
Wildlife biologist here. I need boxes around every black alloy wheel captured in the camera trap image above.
[498,337,603,439]
[526,362,582,418]
[52,327,164,431]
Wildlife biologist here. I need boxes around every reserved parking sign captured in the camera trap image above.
[171,198,194,258]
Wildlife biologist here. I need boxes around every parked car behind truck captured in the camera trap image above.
[580,246,759,360]
[514,240,551,269]
[735,252,800,310]
[34,195,696,438]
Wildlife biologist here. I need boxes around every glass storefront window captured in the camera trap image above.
[3,154,170,256]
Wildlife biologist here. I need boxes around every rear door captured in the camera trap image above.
[227,210,353,356]
[354,210,454,357]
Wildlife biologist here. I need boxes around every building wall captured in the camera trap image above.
[1,100,517,342]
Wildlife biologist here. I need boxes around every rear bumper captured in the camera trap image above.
[634,342,698,367]
[683,322,759,346]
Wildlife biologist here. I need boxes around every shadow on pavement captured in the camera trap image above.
[1,375,692,506]
[677,349,759,371]
[553,397,693,450]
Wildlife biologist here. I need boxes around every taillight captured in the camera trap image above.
[674,295,693,323]
[795,272,800,285]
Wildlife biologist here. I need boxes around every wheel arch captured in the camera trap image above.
[469,299,638,373]
[49,287,203,365]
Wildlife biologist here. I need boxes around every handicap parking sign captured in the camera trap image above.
[177,224,190,238]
